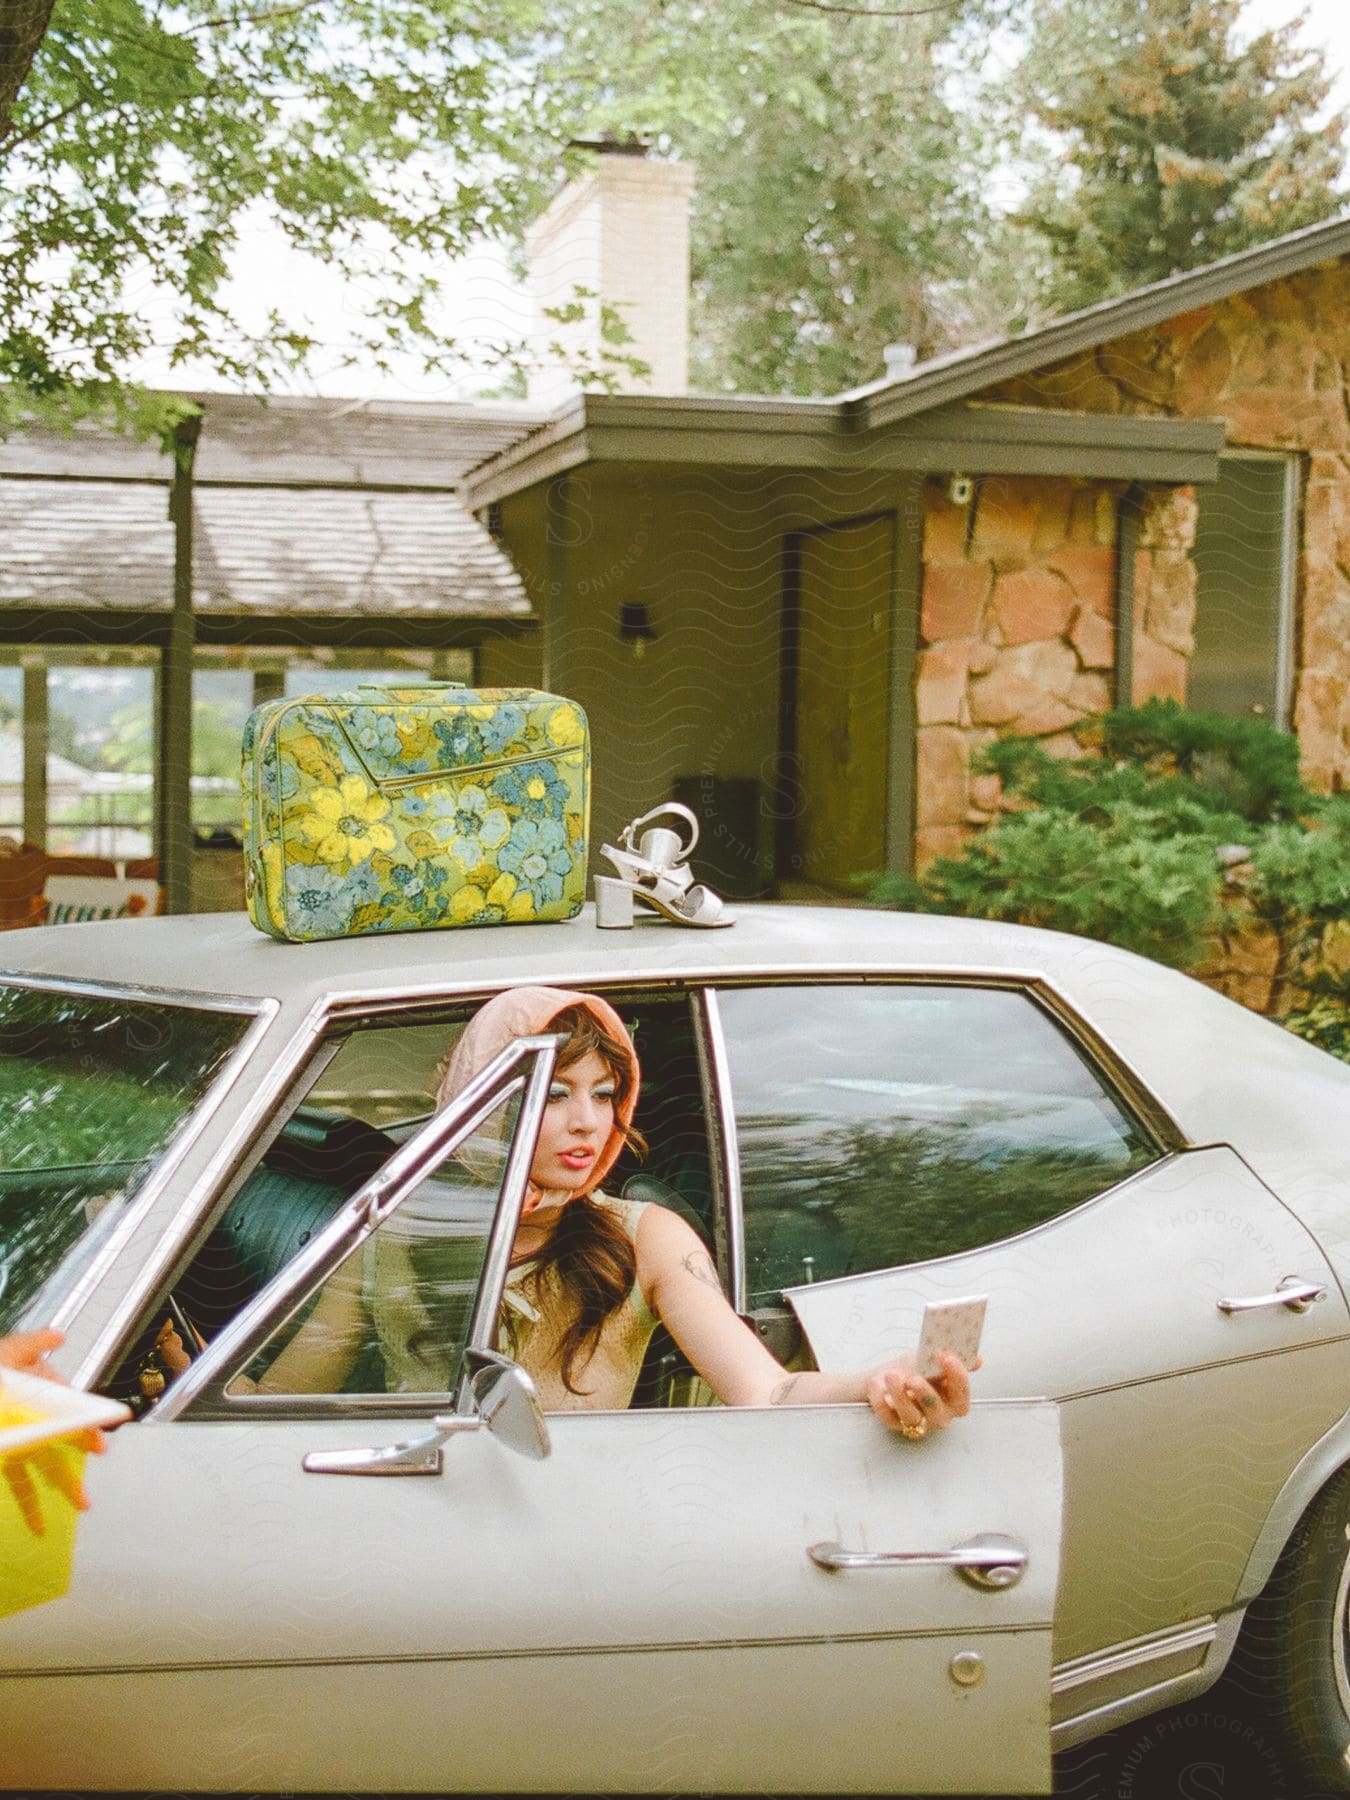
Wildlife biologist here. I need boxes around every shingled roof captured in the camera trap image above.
[0,393,544,622]
[0,480,532,618]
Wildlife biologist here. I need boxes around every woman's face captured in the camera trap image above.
[528,1048,618,1199]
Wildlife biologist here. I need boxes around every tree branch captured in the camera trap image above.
[0,0,58,143]
[778,0,965,15]
[182,0,328,33]
[2,85,94,151]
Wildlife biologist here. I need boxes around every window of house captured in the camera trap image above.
[1189,453,1297,727]
[716,984,1159,1305]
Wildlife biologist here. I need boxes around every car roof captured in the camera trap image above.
[0,904,1085,1008]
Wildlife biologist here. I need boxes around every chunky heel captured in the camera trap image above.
[596,804,735,929]
[594,875,635,929]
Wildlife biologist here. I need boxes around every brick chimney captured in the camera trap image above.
[525,142,696,405]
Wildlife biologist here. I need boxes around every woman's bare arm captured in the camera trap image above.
[636,1205,971,1433]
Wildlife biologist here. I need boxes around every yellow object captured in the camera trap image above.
[241,685,590,941]
[0,1402,83,1619]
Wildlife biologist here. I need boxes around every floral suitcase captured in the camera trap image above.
[242,684,589,942]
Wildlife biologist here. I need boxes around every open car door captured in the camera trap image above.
[2,1035,1065,1794]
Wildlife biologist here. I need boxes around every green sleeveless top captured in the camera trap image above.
[366,1194,659,1408]
[498,1196,659,1412]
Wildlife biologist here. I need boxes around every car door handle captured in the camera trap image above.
[807,1531,1027,1591]
[1216,1274,1327,1315]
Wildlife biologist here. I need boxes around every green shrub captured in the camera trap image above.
[868,704,1350,1059]
[1287,973,1350,1062]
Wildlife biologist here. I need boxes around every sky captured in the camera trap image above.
[130,0,1350,405]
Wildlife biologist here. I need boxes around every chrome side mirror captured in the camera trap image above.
[471,1352,551,1462]
[303,1351,550,1476]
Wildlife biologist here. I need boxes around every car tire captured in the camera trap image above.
[1235,1462,1350,1795]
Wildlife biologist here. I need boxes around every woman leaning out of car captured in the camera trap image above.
[217,986,976,1433]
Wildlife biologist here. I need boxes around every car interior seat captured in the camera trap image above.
[175,1109,397,1339]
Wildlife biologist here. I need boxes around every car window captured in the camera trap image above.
[229,1085,520,1399]
[716,984,1158,1306]
[148,987,715,1408]
[298,992,714,1226]
[0,984,250,1332]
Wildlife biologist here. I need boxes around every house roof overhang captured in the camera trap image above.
[0,394,542,633]
[843,213,1350,431]
[0,477,536,639]
[465,212,1350,511]
[462,392,1226,509]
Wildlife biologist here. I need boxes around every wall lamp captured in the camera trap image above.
[618,602,658,658]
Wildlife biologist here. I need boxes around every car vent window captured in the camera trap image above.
[230,1085,520,1400]
[717,984,1158,1306]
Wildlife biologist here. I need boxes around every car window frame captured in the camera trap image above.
[140,979,722,1420]
[92,990,511,1392]
[96,963,1183,1421]
[0,973,277,1346]
[156,1031,561,1423]
[706,972,1188,1309]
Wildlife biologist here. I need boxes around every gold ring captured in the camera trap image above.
[898,1418,928,1441]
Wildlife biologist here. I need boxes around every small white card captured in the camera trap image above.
[915,1295,987,1380]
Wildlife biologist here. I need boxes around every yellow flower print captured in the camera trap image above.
[468,704,495,721]
[261,842,286,931]
[485,871,536,922]
[486,872,517,908]
[298,775,397,868]
[395,711,432,755]
[451,884,486,922]
[546,704,584,748]
[288,732,343,782]
[526,776,547,801]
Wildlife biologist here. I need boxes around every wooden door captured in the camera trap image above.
[791,516,894,891]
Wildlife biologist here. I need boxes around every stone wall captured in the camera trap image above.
[915,473,1118,867]
[981,257,1350,793]
[1131,486,1198,705]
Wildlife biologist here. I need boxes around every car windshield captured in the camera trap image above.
[0,983,251,1330]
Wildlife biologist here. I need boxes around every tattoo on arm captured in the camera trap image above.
[770,1375,801,1407]
[680,1249,724,1293]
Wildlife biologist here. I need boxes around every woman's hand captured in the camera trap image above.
[0,1328,107,1535]
[0,1326,65,1376]
[864,1350,976,1439]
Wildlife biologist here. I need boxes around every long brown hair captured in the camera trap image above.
[523,1004,646,1395]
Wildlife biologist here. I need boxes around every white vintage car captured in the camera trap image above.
[2,904,1349,1795]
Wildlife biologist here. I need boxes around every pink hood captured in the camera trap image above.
[434,985,639,1201]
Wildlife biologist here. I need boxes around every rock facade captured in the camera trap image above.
[915,474,1118,868]
[980,259,1350,794]
[913,256,1350,867]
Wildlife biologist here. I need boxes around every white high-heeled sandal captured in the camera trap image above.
[595,804,735,929]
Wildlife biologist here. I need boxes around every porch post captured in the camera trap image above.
[21,657,47,848]
[884,476,923,879]
[542,472,571,692]
[159,416,201,913]
[1113,484,1142,709]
